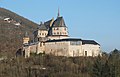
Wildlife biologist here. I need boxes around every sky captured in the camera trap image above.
[0,0,120,52]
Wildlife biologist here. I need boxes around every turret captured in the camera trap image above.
[23,32,30,45]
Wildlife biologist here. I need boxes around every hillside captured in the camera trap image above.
[0,49,120,77]
[0,8,38,57]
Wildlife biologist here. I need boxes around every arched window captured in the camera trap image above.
[85,51,87,56]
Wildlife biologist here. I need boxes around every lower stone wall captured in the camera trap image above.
[45,42,69,56]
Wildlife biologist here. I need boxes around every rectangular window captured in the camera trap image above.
[70,41,81,45]
[60,32,62,35]
[64,28,66,31]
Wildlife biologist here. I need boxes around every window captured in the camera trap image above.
[60,32,62,35]
[70,41,81,45]
[38,38,40,41]
[85,51,87,56]
[64,28,66,31]
[40,43,42,47]
[92,50,94,57]
[76,41,81,45]
[43,43,45,46]
[57,32,59,35]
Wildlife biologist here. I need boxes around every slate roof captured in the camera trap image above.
[46,38,100,45]
[44,19,53,29]
[46,38,82,42]
[38,23,47,30]
[52,17,66,27]
[82,40,100,45]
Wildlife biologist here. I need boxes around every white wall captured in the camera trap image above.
[29,45,37,53]
[45,41,101,57]
[37,42,45,54]
[45,41,69,56]
[23,40,101,58]
[48,36,69,40]
[23,46,30,58]
[82,44,101,57]
[37,30,48,37]
[52,27,68,36]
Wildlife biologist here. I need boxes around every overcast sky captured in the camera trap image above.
[0,0,120,52]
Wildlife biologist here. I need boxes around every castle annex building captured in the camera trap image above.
[22,11,102,58]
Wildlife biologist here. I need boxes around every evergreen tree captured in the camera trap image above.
[91,56,104,77]
[102,60,110,77]
[108,49,120,77]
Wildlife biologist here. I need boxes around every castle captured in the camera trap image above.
[22,10,102,58]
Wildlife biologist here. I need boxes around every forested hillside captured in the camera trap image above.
[0,49,120,77]
[0,8,38,57]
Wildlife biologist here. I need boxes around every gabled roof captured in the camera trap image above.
[82,40,100,45]
[52,17,66,27]
[38,23,47,30]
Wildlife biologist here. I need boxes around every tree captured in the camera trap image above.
[91,56,104,77]
[108,49,120,77]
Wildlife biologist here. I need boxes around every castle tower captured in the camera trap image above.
[48,9,69,40]
[37,22,48,42]
[23,32,30,44]
[34,22,48,54]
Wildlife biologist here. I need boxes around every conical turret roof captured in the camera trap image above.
[52,17,66,27]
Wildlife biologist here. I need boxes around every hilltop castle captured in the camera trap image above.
[22,10,102,58]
